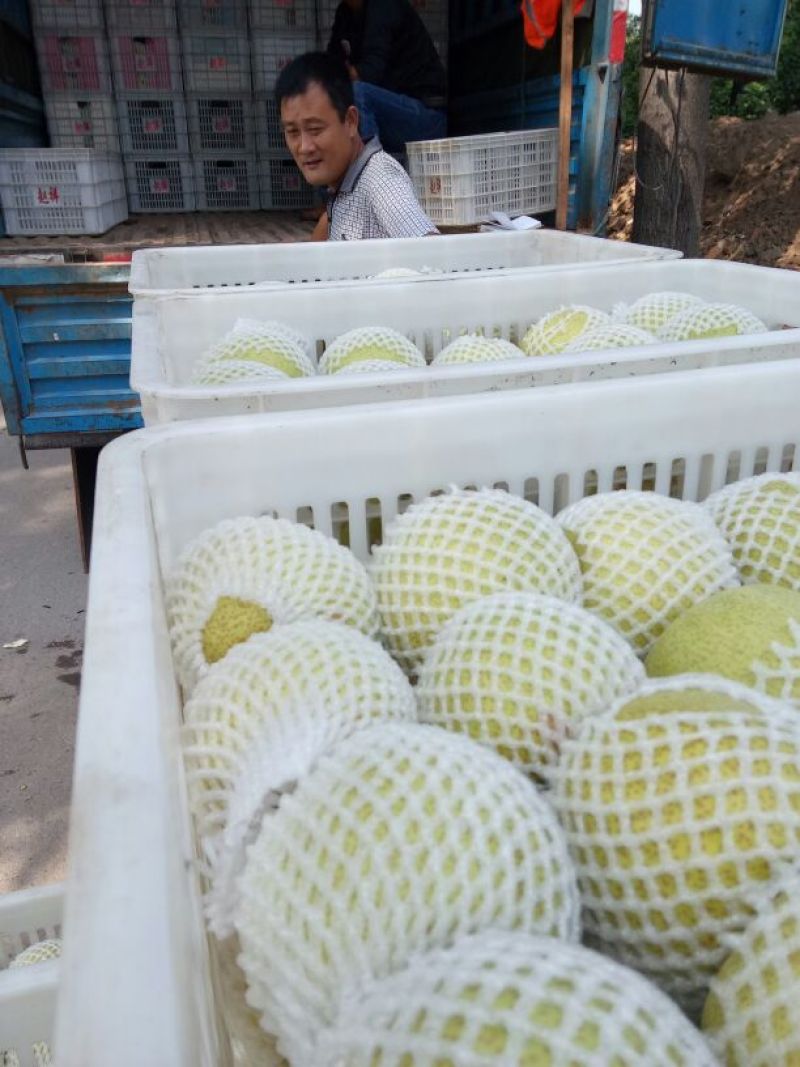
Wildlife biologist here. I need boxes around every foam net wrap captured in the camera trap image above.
[191,318,316,384]
[552,679,800,1015]
[191,358,292,386]
[556,490,739,655]
[521,306,611,356]
[9,938,62,968]
[319,326,426,375]
[563,323,657,353]
[703,472,800,591]
[166,515,379,693]
[182,621,417,936]
[315,930,718,1067]
[371,488,583,675]
[657,303,768,341]
[432,334,524,365]
[614,291,705,333]
[235,722,579,1064]
[703,872,800,1066]
[417,592,644,779]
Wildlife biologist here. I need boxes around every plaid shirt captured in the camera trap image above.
[327,138,437,241]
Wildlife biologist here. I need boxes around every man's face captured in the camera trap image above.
[281,82,360,189]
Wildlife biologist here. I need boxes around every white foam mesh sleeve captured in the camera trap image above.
[703,472,800,591]
[319,326,426,374]
[8,938,62,968]
[657,303,768,341]
[614,291,706,333]
[702,872,800,1066]
[417,591,644,779]
[552,702,800,1015]
[432,335,524,365]
[563,323,657,353]
[191,318,316,384]
[182,621,417,936]
[166,515,379,694]
[556,491,739,655]
[521,306,611,356]
[235,722,579,1064]
[371,487,583,675]
[315,930,718,1067]
[192,359,291,386]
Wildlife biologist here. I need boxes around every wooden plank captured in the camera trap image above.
[0,210,314,256]
[557,0,576,230]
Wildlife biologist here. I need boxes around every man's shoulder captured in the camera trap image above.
[361,149,413,187]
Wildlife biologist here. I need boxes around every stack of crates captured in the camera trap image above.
[106,0,195,212]
[412,0,448,69]
[181,0,258,210]
[250,0,316,210]
[33,0,119,152]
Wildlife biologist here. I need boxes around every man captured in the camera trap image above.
[276,52,438,242]
[326,0,447,153]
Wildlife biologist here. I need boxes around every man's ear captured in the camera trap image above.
[345,104,359,134]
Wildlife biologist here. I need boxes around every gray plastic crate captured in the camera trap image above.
[45,96,120,150]
[104,0,178,32]
[187,94,255,153]
[195,153,259,210]
[125,155,195,211]
[178,0,248,32]
[249,0,317,33]
[258,153,313,210]
[181,33,251,93]
[118,95,189,153]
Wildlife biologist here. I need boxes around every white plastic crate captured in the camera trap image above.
[110,34,183,93]
[187,94,255,153]
[257,153,314,209]
[178,0,248,32]
[254,94,285,153]
[30,0,103,31]
[104,0,178,33]
[36,33,111,95]
[57,358,799,1066]
[118,95,189,153]
[0,883,63,1067]
[194,153,259,210]
[251,31,317,92]
[249,0,317,33]
[129,228,680,295]
[124,155,195,211]
[130,259,800,424]
[0,149,127,235]
[181,33,251,93]
[45,96,120,151]
[408,128,559,226]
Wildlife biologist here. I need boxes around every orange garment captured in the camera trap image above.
[521,0,587,48]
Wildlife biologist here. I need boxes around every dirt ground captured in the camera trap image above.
[607,110,800,269]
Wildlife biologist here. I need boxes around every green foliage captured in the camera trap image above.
[621,0,800,136]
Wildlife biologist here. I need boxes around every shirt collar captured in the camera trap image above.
[335,136,383,195]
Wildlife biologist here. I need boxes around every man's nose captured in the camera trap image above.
[298,131,316,155]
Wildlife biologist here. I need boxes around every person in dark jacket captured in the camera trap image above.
[326,0,447,153]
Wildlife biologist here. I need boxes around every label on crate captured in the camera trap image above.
[35,185,61,205]
[203,0,223,7]
[276,0,296,7]
[217,174,238,192]
[150,176,171,194]
[209,55,228,70]
[73,119,93,133]
[211,113,232,134]
[134,49,157,72]
[143,116,164,133]
[280,171,301,191]
[428,177,442,195]
[61,47,84,74]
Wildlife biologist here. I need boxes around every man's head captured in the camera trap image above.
[276,52,362,189]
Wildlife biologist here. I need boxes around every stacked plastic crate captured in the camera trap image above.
[180,0,258,211]
[33,0,117,151]
[105,0,194,212]
[11,0,128,234]
[250,0,316,210]
[412,0,448,68]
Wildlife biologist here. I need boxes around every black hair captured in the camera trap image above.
[275,52,354,122]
